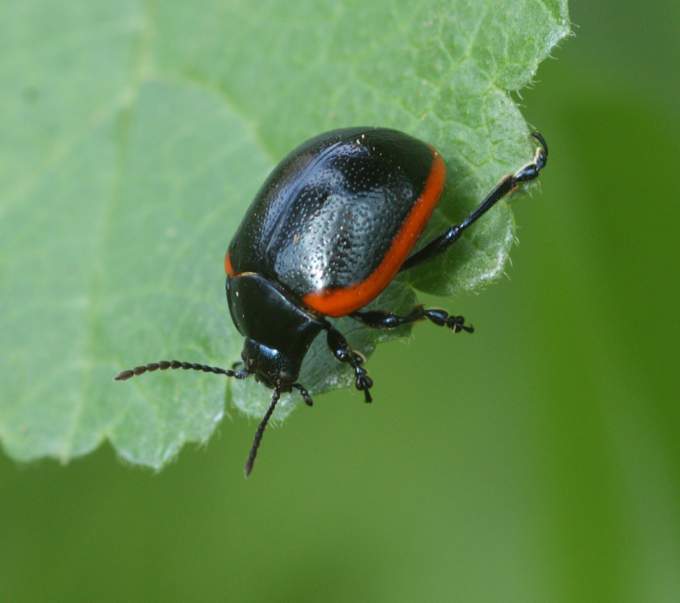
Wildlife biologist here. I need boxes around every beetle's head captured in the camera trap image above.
[113,336,315,477]
[241,337,300,390]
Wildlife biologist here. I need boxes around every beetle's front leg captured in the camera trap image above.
[325,326,373,403]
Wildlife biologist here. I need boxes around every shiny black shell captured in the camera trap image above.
[227,127,438,310]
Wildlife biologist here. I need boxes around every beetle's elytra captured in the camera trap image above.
[116,127,548,475]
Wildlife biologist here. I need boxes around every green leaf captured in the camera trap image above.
[0,0,570,468]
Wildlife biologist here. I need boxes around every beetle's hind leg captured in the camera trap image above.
[400,132,548,272]
[352,306,474,334]
[324,325,373,403]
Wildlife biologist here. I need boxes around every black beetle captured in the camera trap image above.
[116,127,547,474]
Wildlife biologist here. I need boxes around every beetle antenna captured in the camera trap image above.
[114,360,249,381]
[244,386,281,477]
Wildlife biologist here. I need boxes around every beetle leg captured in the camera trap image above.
[352,306,474,333]
[325,326,374,403]
[400,132,548,272]
[293,383,315,406]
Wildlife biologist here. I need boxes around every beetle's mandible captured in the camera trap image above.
[116,127,548,475]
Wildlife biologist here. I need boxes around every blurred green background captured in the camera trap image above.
[2,1,679,602]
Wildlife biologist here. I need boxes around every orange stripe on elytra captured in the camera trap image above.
[303,149,446,317]
[224,252,235,277]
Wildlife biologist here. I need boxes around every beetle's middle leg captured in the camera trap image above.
[324,325,373,403]
[352,306,474,334]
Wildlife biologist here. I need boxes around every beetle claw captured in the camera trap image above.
[445,315,474,334]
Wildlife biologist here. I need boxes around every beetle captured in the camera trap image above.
[116,127,548,475]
